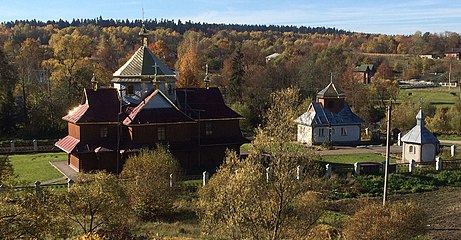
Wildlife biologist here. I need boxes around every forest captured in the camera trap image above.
[0,18,460,139]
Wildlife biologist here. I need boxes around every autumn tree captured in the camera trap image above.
[176,31,205,87]
[0,191,70,239]
[198,88,323,240]
[121,147,180,220]
[374,60,394,80]
[0,155,13,184]
[148,39,175,68]
[60,172,133,238]
[45,29,93,105]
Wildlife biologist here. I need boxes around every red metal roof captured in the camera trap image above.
[62,88,119,123]
[55,136,80,153]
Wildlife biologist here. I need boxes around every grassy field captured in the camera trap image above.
[7,152,67,184]
[320,153,397,164]
[398,87,460,108]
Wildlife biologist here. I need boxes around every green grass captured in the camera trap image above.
[240,143,253,152]
[320,153,397,164]
[398,87,460,108]
[7,152,67,184]
[437,134,461,141]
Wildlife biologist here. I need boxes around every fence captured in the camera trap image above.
[0,140,58,154]
[324,157,461,177]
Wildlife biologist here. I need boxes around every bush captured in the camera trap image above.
[343,202,427,240]
[121,146,180,220]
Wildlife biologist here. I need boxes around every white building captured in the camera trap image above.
[295,82,365,146]
[401,109,440,162]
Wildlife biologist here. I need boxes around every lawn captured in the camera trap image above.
[398,87,460,108]
[7,152,67,184]
[320,153,397,164]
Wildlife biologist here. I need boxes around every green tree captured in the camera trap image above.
[227,46,245,102]
[447,100,461,133]
[0,46,19,135]
[121,147,180,220]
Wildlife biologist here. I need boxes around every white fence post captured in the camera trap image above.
[296,165,302,180]
[266,167,271,182]
[67,179,74,192]
[325,164,332,177]
[409,160,416,173]
[202,171,209,186]
[34,181,41,197]
[354,162,361,175]
[436,157,442,171]
[10,140,15,152]
[33,139,38,152]
[451,145,456,157]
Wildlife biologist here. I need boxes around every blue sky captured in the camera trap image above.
[1,0,461,35]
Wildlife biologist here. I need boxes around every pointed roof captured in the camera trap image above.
[123,89,193,125]
[62,88,119,123]
[401,109,439,144]
[295,102,364,126]
[354,64,374,72]
[317,81,345,99]
[176,87,243,120]
[112,46,176,81]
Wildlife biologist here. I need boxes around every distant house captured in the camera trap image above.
[419,54,434,59]
[295,82,365,146]
[353,64,375,84]
[401,109,440,163]
[444,48,461,60]
[265,53,281,62]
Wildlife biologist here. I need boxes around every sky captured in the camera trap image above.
[1,0,461,35]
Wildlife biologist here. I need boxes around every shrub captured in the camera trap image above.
[343,202,427,240]
[121,146,180,220]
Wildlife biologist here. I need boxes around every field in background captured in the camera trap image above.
[398,87,460,108]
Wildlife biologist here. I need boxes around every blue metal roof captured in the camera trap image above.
[295,102,365,126]
[401,109,439,144]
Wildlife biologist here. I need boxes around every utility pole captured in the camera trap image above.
[383,101,392,206]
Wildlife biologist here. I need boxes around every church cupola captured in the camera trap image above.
[316,81,346,113]
[139,23,148,46]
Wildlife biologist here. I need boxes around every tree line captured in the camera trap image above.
[0,22,461,138]
[3,17,351,35]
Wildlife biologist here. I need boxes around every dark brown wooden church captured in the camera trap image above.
[55,26,247,174]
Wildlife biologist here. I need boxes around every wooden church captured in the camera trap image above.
[55,26,247,174]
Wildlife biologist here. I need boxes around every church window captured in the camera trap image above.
[100,127,108,138]
[409,145,415,154]
[157,127,166,141]
[126,84,135,95]
[341,127,347,136]
[318,128,325,137]
[206,123,213,136]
